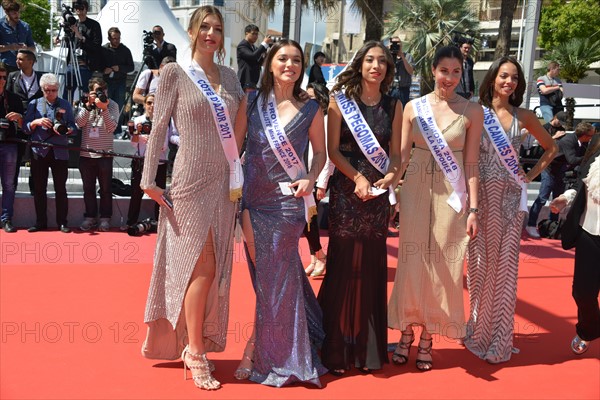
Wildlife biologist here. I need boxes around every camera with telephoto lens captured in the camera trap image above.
[95,89,108,104]
[390,41,401,58]
[60,4,77,34]
[140,121,152,135]
[127,218,157,236]
[0,118,11,141]
[142,30,157,69]
[53,108,69,135]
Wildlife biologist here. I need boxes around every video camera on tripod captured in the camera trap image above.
[142,30,157,69]
[60,4,78,38]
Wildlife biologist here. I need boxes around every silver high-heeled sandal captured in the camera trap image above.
[182,345,221,390]
[234,341,255,380]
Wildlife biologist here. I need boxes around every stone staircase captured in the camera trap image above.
[7,138,552,229]
[10,139,156,229]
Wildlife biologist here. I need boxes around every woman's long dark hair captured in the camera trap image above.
[479,56,526,109]
[257,39,305,105]
[331,41,395,102]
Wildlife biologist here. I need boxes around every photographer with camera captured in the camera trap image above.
[149,25,177,69]
[123,93,173,234]
[23,73,76,233]
[75,77,119,232]
[236,24,272,92]
[388,37,414,107]
[0,0,35,73]
[308,51,327,86]
[57,0,102,101]
[102,27,134,137]
[0,62,23,232]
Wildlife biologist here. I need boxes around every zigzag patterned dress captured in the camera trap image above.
[464,112,526,363]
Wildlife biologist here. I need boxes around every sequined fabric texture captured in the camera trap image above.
[464,112,526,363]
[141,62,244,353]
[242,96,327,387]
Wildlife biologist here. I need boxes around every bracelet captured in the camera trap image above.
[468,207,479,214]
[353,174,365,183]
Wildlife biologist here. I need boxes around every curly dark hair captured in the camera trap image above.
[306,82,329,114]
[331,41,395,102]
[479,56,526,108]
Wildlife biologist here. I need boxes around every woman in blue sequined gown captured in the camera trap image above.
[236,40,328,387]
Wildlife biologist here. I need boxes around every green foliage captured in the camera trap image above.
[384,0,479,93]
[538,0,600,49]
[544,37,600,83]
[21,0,52,49]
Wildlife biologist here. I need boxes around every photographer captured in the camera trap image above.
[23,73,76,233]
[388,37,414,107]
[236,24,272,92]
[58,0,102,101]
[75,77,119,232]
[0,62,23,233]
[132,56,175,106]
[0,0,35,73]
[124,94,173,233]
[149,25,177,69]
[102,27,133,136]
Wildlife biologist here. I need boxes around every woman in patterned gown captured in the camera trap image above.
[388,46,483,371]
[235,39,328,387]
[139,6,247,390]
[464,57,557,363]
[317,41,403,375]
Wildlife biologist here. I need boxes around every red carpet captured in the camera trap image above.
[1,229,598,399]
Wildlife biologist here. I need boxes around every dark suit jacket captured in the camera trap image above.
[6,70,43,110]
[237,39,267,90]
[561,135,600,249]
[151,41,177,69]
[458,56,475,96]
[558,133,587,169]
[308,63,326,85]
[0,89,25,139]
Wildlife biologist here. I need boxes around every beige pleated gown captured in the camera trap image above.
[388,115,470,339]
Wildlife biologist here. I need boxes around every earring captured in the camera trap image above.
[511,92,516,101]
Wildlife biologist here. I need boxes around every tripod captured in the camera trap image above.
[54,27,83,105]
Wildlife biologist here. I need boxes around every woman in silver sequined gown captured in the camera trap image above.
[464,57,557,363]
[237,40,328,387]
[139,7,247,390]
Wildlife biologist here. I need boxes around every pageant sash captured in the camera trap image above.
[334,90,396,205]
[186,61,243,201]
[257,91,317,224]
[413,96,467,213]
[482,106,528,211]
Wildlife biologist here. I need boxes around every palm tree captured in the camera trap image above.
[544,37,600,129]
[494,0,519,57]
[385,0,479,93]
[349,0,385,42]
[256,0,338,39]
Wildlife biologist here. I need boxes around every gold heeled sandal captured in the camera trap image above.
[304,260,316,276]
[182,345,221,390]
[310,255,326,277]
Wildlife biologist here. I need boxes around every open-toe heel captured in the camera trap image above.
[392,331,415,365]
[310,255,327,277]
[416,337,433,372]
[329,368,346,376]
[182,345,221,390]
[234,341,255,380]
[304,260,316,276]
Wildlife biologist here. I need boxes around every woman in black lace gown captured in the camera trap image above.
[317,41,403,374]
